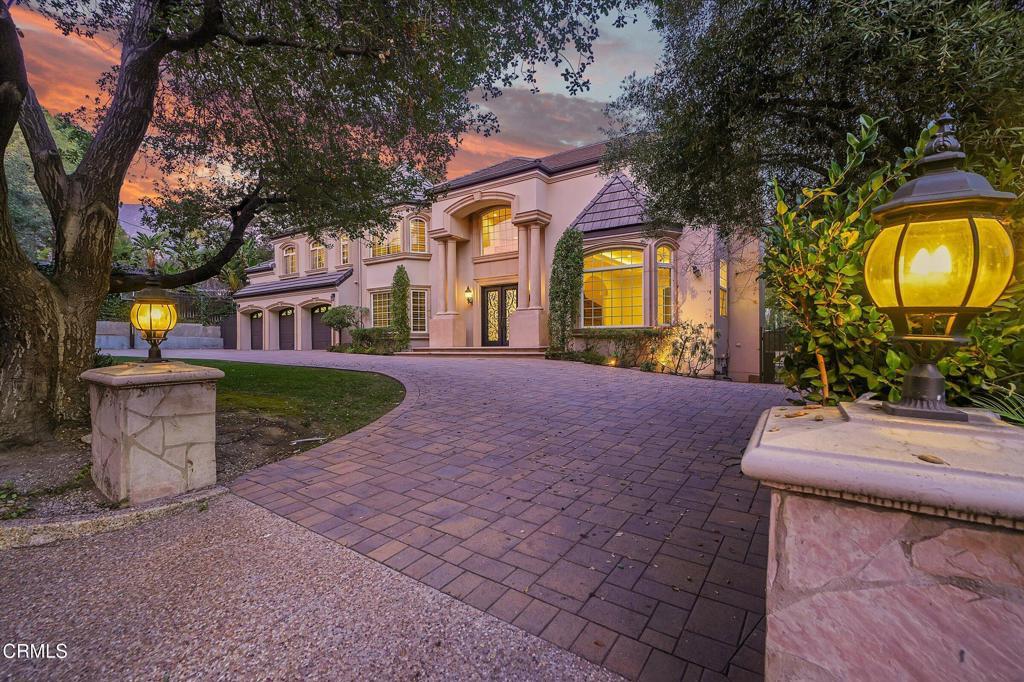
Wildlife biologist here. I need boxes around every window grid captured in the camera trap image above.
[371,291,392,327]
[372,230,402,257]
[657,246,674,325]
[340,239,350,265]
[719,260,729,318]
[411,289,428,333]
[410,218,428,253]
[282,246,297,275]
[309,243,326,270]
[582,248,644,328]
[480,207,516,255]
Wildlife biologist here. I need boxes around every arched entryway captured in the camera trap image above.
[278,308,295,350]
[250,311,264,350]
[310,304,332,350]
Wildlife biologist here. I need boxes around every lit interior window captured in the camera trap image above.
[411,289,428,332]
[282,245,297,275]
[719,260,729,317]
[480,207,516,255]
[371,291,392,327]
[410,218,428,253]
[657,246,674,325]
[582,248,644,327]
[340,238,350,265]
[372,229,402,257]
[309,243,326,270]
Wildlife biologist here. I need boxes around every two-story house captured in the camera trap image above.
[232,141,763,380]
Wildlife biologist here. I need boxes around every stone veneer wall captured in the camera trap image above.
[89,380,218,505]
[767,490,1024,680]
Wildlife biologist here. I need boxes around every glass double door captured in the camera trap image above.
[482,284,518,346]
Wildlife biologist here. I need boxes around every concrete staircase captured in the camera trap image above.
[399,346,547,359]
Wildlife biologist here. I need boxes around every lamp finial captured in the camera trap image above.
[924,110,962,156]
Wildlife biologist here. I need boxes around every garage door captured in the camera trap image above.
[311,305,332,350]
[250,311,263,350]
[279,308,295,350]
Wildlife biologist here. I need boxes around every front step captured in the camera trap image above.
[398,346,547,359]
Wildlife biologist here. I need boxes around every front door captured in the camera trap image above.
[481,284,517,346]
[279,308,295,350]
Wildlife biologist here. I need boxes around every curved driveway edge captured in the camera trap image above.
[159,350,788,680]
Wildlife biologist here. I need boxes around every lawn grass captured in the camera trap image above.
[113,358,405,439]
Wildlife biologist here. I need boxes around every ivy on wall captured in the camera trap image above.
[547,227,584,352]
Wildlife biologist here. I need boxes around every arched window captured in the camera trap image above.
[657,246,674,325]
[582,248,644,327]
[410,218,428,253]
[282,245,297,275]
[309,243,326,270]
[480,207,516,255]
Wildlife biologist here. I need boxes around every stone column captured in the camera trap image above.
[517,224,529,305]
[81,362,224,505]
[528,224,542,309]
[741,400,1024,680]
[446,238,457,313]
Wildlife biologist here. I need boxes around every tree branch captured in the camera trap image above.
[108,184,278,293]
[18,87,67,226]
[0,4,32,271]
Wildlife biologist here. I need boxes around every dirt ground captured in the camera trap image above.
[0,409,321,519]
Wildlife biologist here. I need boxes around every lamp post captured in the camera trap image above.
[129,286,179,362]
[864,111,1016,421]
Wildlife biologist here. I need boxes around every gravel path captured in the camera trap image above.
[0,494,620,681]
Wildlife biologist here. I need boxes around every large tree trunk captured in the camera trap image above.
[0,204,116,445]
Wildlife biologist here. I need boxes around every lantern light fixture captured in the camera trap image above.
[464,286,474,305]
[130,286,178,362]
[864,111,1016,421]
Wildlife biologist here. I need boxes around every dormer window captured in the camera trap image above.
[310,243,326,270]
[282,245,297,275]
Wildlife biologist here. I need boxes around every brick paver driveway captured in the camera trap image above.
[191,350,787,680]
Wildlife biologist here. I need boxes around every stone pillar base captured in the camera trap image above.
[742,401,1024,680]
[428,313,466,348]
[80,361,224,505]
[508,307,548,348]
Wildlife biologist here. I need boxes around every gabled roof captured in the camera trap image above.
[444,141,607,191]
[233,268,353,299]
[569,174,648,233]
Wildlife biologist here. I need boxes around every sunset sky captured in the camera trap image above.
[11,6,661,208]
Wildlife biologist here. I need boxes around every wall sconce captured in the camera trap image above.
[464,286,474,305]
[864,111,1016,420]
[130,286,178,362]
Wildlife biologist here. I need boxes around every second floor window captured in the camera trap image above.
[719,260,729,317]
[282,245,297,275]
[480,207,516,255]
[372,229,401,257]
[410,218,427,253]
[309,243,326,270]
[340,238,350,265]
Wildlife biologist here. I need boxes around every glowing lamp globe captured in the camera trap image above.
[130,287,178,362]
[864,112,1016,420]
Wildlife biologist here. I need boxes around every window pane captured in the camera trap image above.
[310,244,326,270]
[582,267,643,327]
[283,246,297,274]
[719,260,728,317]
[372,291,392,327]
[372,229,401,257]
[657,246,672,264]
[411,219,427,253]
[584,249,644,269]
[340,239,350,264]
[658,266,673,325]
[481,207,516,255]
[411,290,428,332]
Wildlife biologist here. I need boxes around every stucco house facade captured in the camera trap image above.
[233,141,763,380]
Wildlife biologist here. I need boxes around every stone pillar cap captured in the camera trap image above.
[742,401,1024,525]
[80,361,224,388]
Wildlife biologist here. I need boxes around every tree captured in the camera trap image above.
[390,265,411,351]
[547,226,583,352]
[321,305,366,338]
[605,0,1024,239]
[0,0,639,444]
